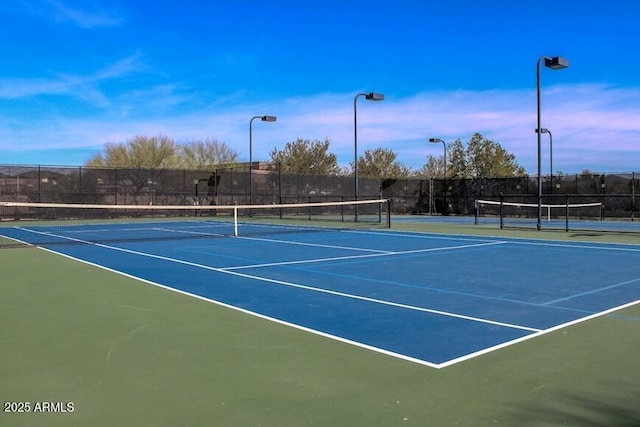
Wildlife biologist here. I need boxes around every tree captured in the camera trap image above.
[354,148,410,178]
[269,138,339,175]
[447,139,467,178]
[466,133,525,177]
[86,135,179,169]
[431,133,525,179]
[178,139,238,169]
[581,169,598,175]
[413,154,445,178]
[84,135,181,204]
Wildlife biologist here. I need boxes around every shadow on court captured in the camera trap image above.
[506,381,640,426]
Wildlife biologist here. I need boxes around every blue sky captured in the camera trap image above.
[1,0,639,173]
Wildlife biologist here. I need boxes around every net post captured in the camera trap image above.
[233,206,238,237]
[565,193,569,232]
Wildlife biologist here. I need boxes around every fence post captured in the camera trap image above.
[386,199,391,228]
[474,199,479,225]
[632,171,636,222]
[499,192,504,230]
[114,168,118,205]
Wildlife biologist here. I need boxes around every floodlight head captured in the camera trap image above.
[544,56,569,70]
[429,137,444,143]
[535,128,550,134]
[261,115,277,122]
[365,92,384,101]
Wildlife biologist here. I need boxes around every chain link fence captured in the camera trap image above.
[1,164,638,220]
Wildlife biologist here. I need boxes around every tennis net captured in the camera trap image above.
[475,199,603,231]
[0,199,390,247]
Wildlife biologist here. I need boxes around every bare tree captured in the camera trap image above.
[178,139,238,169]
[86,135,179,169]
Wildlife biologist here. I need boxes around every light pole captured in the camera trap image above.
[429,138,447,214]
[353,92,384,220]
[249,115,277,206]
[535,127,553,194]
[536,56,568,230]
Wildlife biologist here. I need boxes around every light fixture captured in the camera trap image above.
[353,92,384,220]
[536,56,568,230]
[429,138,447,214]
[249,115,277,207]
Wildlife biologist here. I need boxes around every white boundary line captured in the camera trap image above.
[237,235,395,254]
[344,229,501,243]
[437,298,640,368]
[367,226,640,250]
[500,239,640,253]
[60,221,230,233]
[543,276,640,306]
[223,239,507,270]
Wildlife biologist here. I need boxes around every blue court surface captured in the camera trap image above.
[3,220,640,368]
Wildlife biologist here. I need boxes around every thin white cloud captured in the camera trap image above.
[1,84,639,173]
[94,53,145,79]
[0,53,144,107]
[0,1,124,28]
[0,76,77,98]
[45,0,123,28]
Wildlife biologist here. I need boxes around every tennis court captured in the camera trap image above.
[2,199,640,425]
[2,204,639,369]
